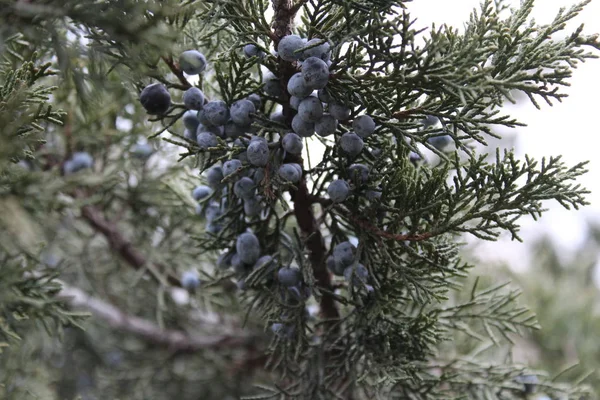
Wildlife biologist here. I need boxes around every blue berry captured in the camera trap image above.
[263,72,283,97]
[282,133,303,155]
[277,35,304,62]
[197,132,218,150]
[301,38,331,61]
[243,195,263,217]
[270,111,286,125]
[236,232,261,264]
[353,115,376,138]
[298,96,323,122]
[200,100,229,126]
[333,241,356,267]
[290,96,302,110]
[292,114,315,137]
[230,99,256,126]
[179,50,207,75]
[140,83,171,115]
[327,179,350,203]
[278,267,302,287]
[223,159,242,177]
[278,164,301,183]
[317,88,333,103]
[314,113,338,137]
[421,115,439,128]
[181,270,200,290]
[247,93,262,109]
[427,135,452,151]
[182,110,200,132]
[247,137,269,167]
[205,166,224,189]
[287,72,313,98]
[253,255,274,271]
[301,56,329,90]
[233,177,256,199]
[192,185,212,201]
[252,167,265,184]
[328,102,351,121]
[326,255,345,276]
[347,163,369,185]
[183,87,205,110]
[243,44,265,59]
[130,143,154,160]
[339,132,364,158]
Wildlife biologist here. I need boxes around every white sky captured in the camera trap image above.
[405,0,600,272]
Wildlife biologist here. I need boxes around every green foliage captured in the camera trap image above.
[0,0,598,399]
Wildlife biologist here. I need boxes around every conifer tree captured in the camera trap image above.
[0,0,599,399]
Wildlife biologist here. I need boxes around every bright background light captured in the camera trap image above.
[406,0,600,273]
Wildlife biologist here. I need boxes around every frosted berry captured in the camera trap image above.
[282,133,303,155]
[326,255,345,276]
[333,241,356,267]
[353,115,376,138]
[243,44,264,59]
[205,166,224,189]
[301,38,331,61]
[139,83,171,115]
[301,56,329,89]
[263,72,283,97]
[253,255,274,271]
[252,167,265,184]
[243,195,263,217]
[278,164,301,183]
[236,232,261,264]
[277,35,304,62]
[192,185,212,201]
[278,267,302,287]
[181,270,200,290]
[317,88,332,103]
[328,102,351,121]
[347,163,369,185]
[421,115,439,128]
[315,113,338,137]
[131,143,154,160]
[427,135,452,151]
[339,132,364,158]
[183,87,205,110]
[182,110,200,132]
[247,93,262,109]
[233,177,256,199]
[290,96,302,110]
[230,99,256,126]
[184,128,196,141]
[200,100,229,126]
[223,159,242,177]
[287,72,313,98]
[197,132,218,150]
[179,50,207,75]
[247,137,269,166]
[327,179,350,203]
[298,96,323,122]
[292,114,315,137]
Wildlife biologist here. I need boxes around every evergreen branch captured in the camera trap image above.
[80,205,183,288]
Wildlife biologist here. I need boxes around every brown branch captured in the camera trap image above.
[81,205,182,287]
[57,283,257,351]
[161,55,192,90]
[392,107,424,119]
[349,215,433,242]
